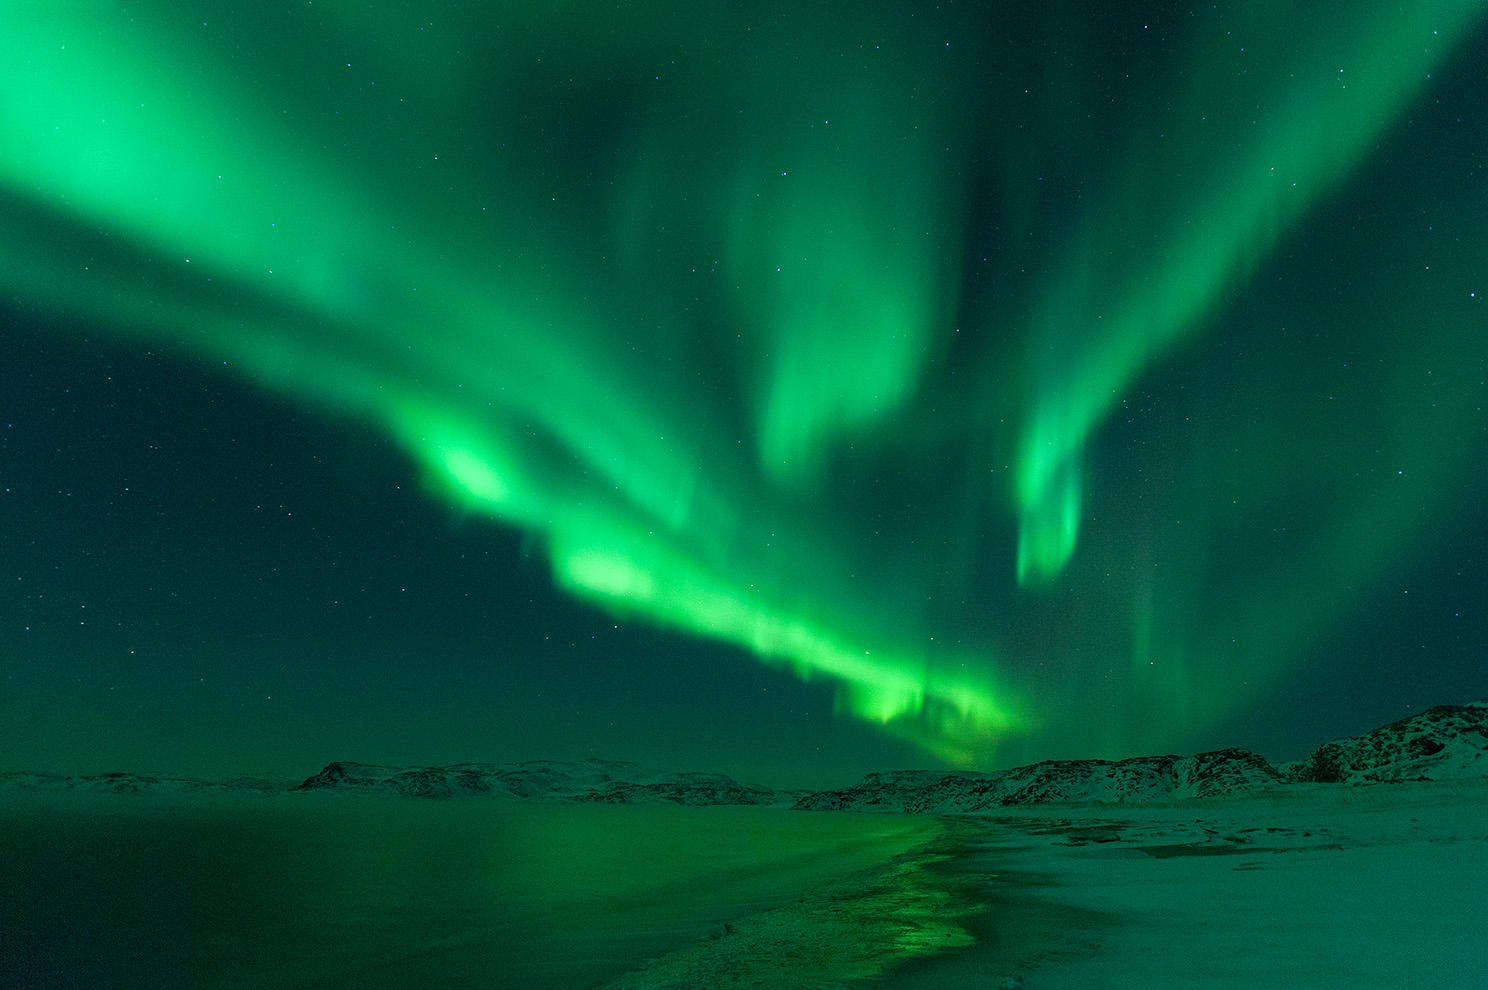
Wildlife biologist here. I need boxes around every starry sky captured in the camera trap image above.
[2,1,1485,789]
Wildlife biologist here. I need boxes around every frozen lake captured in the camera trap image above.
[0,793,944,989]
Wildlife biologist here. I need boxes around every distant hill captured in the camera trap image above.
[0,758,791,806]
[0,771,286,795]
[294,758,792,806]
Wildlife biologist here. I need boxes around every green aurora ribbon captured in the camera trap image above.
[3,2,1483,764]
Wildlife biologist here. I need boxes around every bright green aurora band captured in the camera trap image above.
[3,2,1484,765]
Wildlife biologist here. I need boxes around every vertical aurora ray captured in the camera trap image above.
[2,1,1484,767]
[1012,0,1488,585]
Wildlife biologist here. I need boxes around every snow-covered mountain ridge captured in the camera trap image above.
[796,700,1488,812]
[5,700,1481,807]
[0,761,789,805]
[0,771,285,794]
[294,758,790,805]
[792,749,1285,812]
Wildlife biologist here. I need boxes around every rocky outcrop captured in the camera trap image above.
[1275,700,1488,784]
[792,749,1288,813]
[294,758,787,806]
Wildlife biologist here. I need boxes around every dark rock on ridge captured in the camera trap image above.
[295,758,787,806]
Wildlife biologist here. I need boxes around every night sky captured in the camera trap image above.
[2,2,1485,790]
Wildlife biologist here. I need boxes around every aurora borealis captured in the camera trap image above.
[3,2,1485,784]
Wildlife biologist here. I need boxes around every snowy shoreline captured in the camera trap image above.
[603,778,1488,989]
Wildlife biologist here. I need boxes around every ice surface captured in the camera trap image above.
[0,796,938,989]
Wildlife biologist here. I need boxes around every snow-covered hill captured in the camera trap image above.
[797,699,1488,812]
[1275,700,1488,784]
[792,748,1286,813]
[294,758,790,806]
